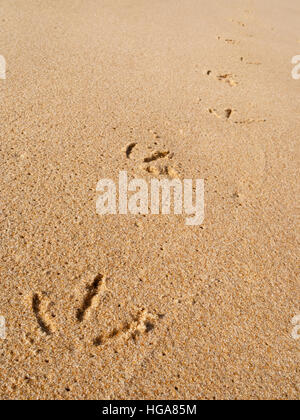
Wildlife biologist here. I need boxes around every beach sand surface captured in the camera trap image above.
[0,0,299,399]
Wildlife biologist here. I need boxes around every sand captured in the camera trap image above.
[0,0,299,400]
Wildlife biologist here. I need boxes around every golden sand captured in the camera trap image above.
[0,0,299,400]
